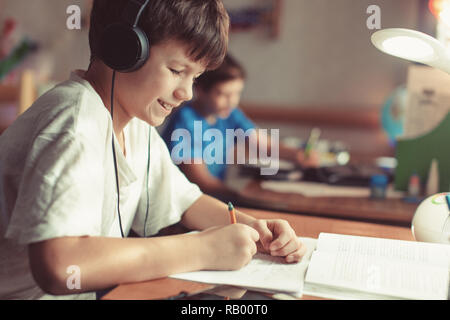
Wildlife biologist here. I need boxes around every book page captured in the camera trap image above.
[170,237,317,297]
[305,251,449,300]
[316,233,450,267]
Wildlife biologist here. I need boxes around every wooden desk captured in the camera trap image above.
[235,180,418,227]
[102,207,414,300]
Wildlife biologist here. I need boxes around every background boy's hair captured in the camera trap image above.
[195,53,246,92]
[89,0,229,70]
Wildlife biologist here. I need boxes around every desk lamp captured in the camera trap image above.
[371,28,450,244]
[371,28,450,74]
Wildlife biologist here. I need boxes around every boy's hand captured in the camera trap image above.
[198,224,260,271]
[296,150,320,168]
[248,219,307,263]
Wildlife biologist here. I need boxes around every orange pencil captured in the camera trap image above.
[228,202,237,224]
[226,202,236,301]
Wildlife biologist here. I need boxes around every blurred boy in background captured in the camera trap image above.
[162,54,318,201]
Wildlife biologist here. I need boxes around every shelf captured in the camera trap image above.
[226,0,283,39]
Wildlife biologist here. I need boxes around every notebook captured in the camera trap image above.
[304,233,450,300]
[170,237,318,298]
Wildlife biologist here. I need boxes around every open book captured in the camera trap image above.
[304,233,450,300]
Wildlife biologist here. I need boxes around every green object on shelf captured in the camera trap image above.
[395,112,450,192]
[0,38,36,80]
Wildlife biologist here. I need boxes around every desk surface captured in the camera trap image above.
[236,180,418,227]
[103,207,414,300]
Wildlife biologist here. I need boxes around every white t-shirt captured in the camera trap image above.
[0,71,203,299]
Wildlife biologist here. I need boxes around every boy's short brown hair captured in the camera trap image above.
[194,53,246,92]
[89,0,229,70]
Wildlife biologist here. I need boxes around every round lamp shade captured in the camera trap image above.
[371,28,450,74]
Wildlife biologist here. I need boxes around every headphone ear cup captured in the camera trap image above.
[132,27,150,71]
[100,23,150,73]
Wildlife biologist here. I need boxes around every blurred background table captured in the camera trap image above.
[234,179,418,227]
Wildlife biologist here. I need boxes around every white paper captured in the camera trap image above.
[260,181,405,198]
[170,237,317,297]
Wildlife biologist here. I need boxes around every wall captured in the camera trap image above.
[227,0,422,108]
[0,0,90,82]
[1,0,424,108]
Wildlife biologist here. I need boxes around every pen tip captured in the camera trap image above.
[228,202,234,210]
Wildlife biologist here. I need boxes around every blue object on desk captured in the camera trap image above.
[370,174,388,199]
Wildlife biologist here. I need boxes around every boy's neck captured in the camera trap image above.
[84,61,131,139]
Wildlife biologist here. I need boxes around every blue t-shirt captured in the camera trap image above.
[162,103,255,180]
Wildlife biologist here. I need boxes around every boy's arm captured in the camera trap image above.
[28,195,304,296]
[279,143,319,167]
[253,131,319,167]
[181,194,256,230]
[28,233,204,295]
[28,219,259,296]
[178,163,239,201]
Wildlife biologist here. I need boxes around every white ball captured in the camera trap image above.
[411,193,450,244]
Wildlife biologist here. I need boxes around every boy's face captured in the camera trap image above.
[200,78,244,119]
[116,39,206,126]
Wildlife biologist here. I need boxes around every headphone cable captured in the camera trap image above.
[110,71,151,238]
[110,70,125,238]
[143,126,151,237]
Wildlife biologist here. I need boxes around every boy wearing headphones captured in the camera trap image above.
[0,0,306,299]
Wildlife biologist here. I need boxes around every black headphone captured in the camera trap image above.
[100,0,151,73]
[99,0,152,238]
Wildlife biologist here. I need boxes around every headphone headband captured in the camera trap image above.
[122,0,150,27]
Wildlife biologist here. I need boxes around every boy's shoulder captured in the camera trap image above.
[4,71,110,141]
[222,108,255,131]
[228,107,247,119]
[43,71,109,123]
